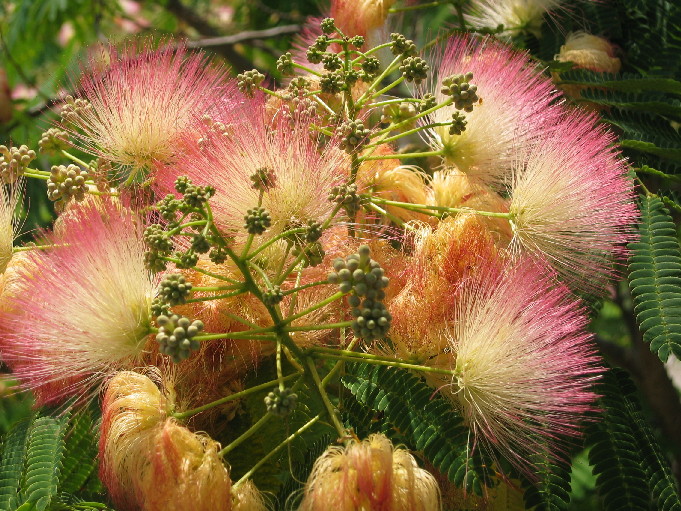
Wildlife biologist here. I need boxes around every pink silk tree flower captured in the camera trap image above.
[0,198,155,405]
[425,34,559,186]
[443,261,601,478]
[155,97,347,248]
[507,110,638,293]
[60,41,232,179]
[299,433,441,511]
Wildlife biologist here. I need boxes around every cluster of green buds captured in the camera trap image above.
[156,314,204,363]
[328,245,391,340]
[158,273,193,306]
[0,144,36,183]
[338,120,371,153]
[262,285,284,306]
[380,102,418,127]
[38,128,69,155]
[329,183,365,219]
[244,206,271,235]
[60,95,92,123]
[236,69,266,97]
[47,164,89,203]
[144,176,225,272]
[441,73,479,112]
[265,387,298,417]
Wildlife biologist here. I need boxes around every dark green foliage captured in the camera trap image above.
[523,453,572,511]
[628,196,681,361]
[0,413,110,511]
[586,369,681,510]
[341,363,490,495]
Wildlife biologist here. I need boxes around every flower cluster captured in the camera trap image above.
[0,10,640,509]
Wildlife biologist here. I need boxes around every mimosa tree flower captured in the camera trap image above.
[156,97,347,247]
[465,0,570,38]
[556,32,621,73]
[0,180,20,274]
[426,34,558,186]
[442,261,600,477]
[99,371,238,511]
[299,433,441,511]
[507,111,638,292]
[0,199,155,404]
[331,0,396,38]
[61,41,231,179]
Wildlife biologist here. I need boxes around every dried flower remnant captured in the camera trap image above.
[507,111,638,292]
[0,182,20,275]
[0,199,154,404]
[426,35,558,186]
[62,41,231,177]
[299,433,441,511]
[443,261,600,477]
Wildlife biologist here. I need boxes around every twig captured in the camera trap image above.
[186,25,301,50]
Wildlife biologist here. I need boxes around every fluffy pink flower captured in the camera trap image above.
[156,97,347,247]
[0,199,155,404]
[445,261,600,477]
[507,110,638,292]
[465,0,571,39]
[62,41,231,173]
[426,34,559,186]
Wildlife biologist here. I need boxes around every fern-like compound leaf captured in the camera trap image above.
[341,363,490,495]
[628,195,681,361]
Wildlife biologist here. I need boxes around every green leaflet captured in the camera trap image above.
[628,195,681,361]
[17,416,66,511]
[0,418,33,511]
[340,362,490,495]
[586,369,681,510]
[557,70,681,96]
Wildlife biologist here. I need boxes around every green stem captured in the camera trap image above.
[360,149,445,161]
[193,326,276,341]
[23,171,48,181]
[220,413,273,457]
[283,290,345,324]
[372,97,453,138]
[61,150,90,168]
[191,284,243,292]
[13,243,60,252]
[246,228,305,260]
[363,122,452,149]
[310,347,456,376]
[256,86,289,100]
[232,413,322,489]
[282,279,330,296]
[306,358,346,439]
[353,42,392,62]
[172,372,302,420]
[367,76,405,102]
[284,321,354,332]
[293,62,323,77]
[355,54,403,108]
[184,289,246,303]
[364,201,409,229]
[366,97,423,109]
[389,0,449,12]
[369,196,512,219]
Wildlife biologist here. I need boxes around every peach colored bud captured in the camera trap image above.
[557,32,621,74]
[332,0,396,37]
[0,69,12,124]
[357,145,434,224]
[430,167,513,242]
[99,371,236,511]
[300,434,440,511]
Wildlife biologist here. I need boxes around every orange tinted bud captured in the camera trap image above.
[300,434,440,511]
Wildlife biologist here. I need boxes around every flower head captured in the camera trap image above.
[62,41,231,174]
[443,261,600,477]
[465,0,569,38]
[0,198,154,404]
[557,32,621,74]
[157,97,347,247]
[299,433,441,511]
[507,111,638,292]
[426,35,559,186]
[99,371,235,511]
